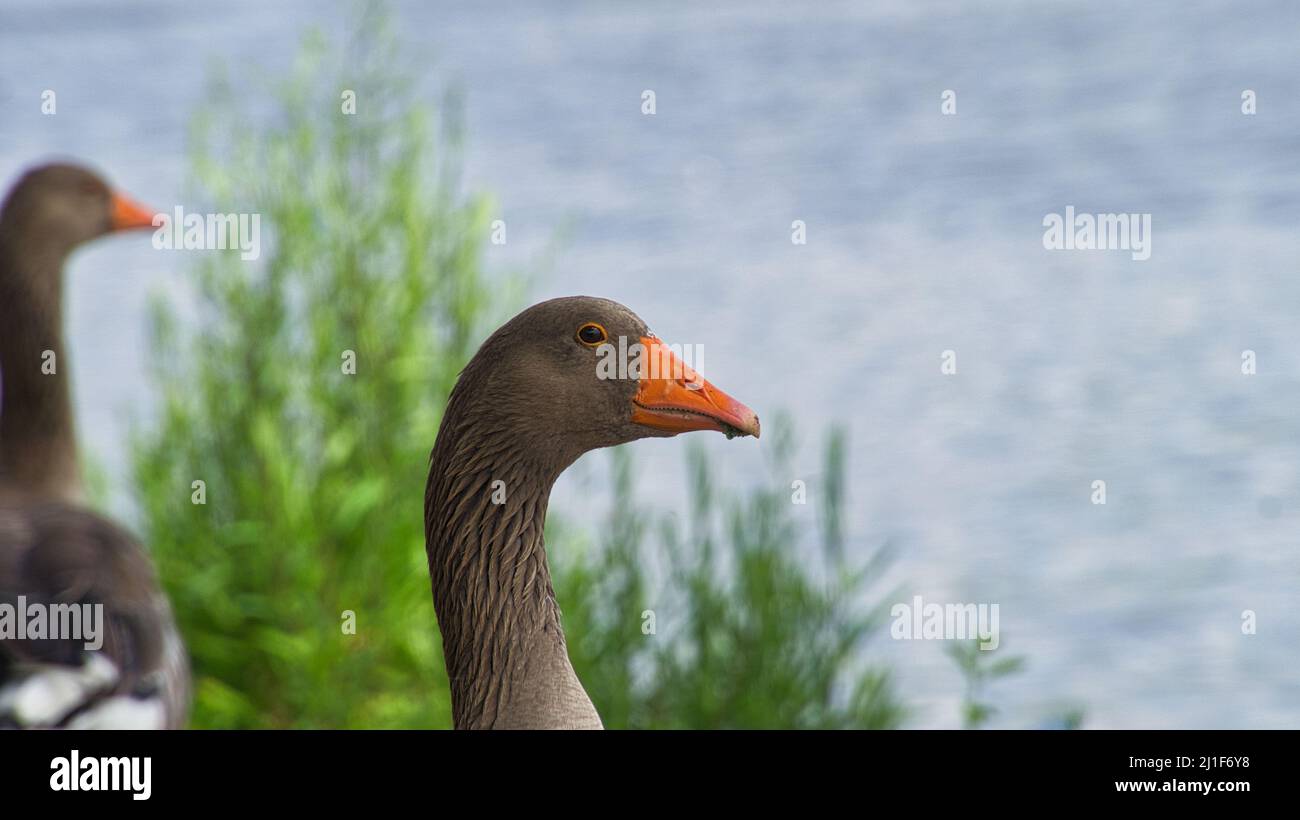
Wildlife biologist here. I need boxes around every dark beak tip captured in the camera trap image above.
[727,412,760,440]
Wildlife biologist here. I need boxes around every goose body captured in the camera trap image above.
[425,296,758,728]
[0,163,188,728]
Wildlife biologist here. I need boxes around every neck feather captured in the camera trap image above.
[0,229,81,500]
[424,404,601,729]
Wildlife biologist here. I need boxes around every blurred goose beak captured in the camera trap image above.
[109,191,158,231]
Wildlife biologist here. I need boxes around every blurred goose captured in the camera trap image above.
[0,163,188,728]
[425,296,759,728]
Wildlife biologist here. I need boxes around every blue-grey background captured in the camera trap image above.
[2,0,1297,727]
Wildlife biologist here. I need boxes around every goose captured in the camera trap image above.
[425,296,759,728]
[0,163,189,728]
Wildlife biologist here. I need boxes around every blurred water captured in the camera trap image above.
[2,0,1297,727]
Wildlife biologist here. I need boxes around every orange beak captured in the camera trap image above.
[109,191,158,231]
[630,336,760,439]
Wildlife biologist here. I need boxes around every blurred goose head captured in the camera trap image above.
[0,163,155,264]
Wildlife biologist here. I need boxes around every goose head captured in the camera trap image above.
[0,163,158,500]
[0,163,156,260]
[447,295,759,471]
[427,295,759,727]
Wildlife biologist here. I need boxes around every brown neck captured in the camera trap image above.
[424,405,601,729]
[0,228,81,500]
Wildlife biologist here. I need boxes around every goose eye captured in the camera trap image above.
[576,322,607,346]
